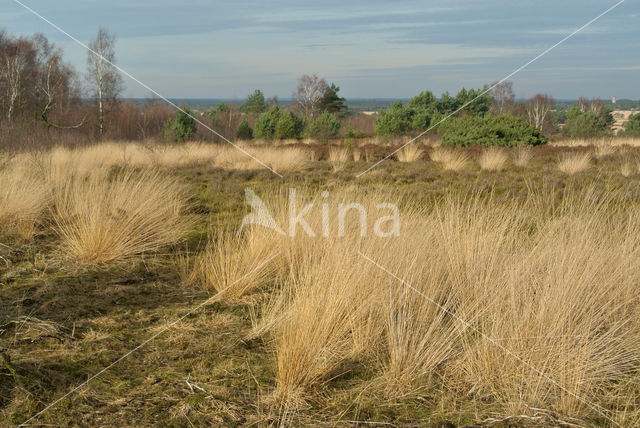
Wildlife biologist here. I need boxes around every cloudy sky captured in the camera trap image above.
[1,0,638,100]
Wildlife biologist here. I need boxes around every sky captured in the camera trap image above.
[1,0,638,100]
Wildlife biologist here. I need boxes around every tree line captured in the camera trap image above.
[1,26,638,150]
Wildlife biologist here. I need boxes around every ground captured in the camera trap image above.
[2,143,640,427]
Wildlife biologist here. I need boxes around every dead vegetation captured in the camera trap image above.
[2,141,640,427]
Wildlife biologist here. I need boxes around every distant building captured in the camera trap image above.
[612,96,617,104]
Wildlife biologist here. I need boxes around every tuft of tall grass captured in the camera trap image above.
[189,229,280,299]
[513,146,533,168]
[558,152,592,175]
[52,169,192,264]
[430,147,470,171]
[242,185,640,425]
[0,168,50,237]
[478,147,507,171]
[328,147,352,163]
[396,145,423,163]
[621,162,634,177]
[594,143,617,159]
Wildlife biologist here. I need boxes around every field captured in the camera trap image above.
[2,140,640,427]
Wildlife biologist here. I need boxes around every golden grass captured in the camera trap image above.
[513,146,533,168]
[621,162,635,177]
[558,152,592,175]
[0,167,49,237]
[52,169,192,264]
[236,185,640,426]
[328,147,352,163]
[478,147,507,171]
[396,144,423,162]
[188,229,279,299]
[552,138,640,147]
[594,143,617,158]
[430,147,470,171]
[214,146,310,172]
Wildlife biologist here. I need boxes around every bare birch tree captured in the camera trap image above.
[293,74,328,119]
[0,37,34,122]
[33,34,83,128]
[86,27,123,135]
[490,80,515,115]
[525,94,555,132]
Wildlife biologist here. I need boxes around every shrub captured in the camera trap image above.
[240,89,266,114]
[162,107,197,142]
[254,106,281,139]
[255,107,303,140]
[275,112,297,139]
[375,102,412,136]
[235,118,253,140]
[307,112,341,142]
[625,113,640,137]
[563,105,613,138]
[440,114,547,147]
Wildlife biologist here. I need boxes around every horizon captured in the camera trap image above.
[1,0,638,100]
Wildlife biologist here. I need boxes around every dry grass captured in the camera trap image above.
[0,167,49,237]
[552,138,640,147]
[52,169,192,264]
[187,229,279,299]
[594,143,617,159]
[328,147,352,163]
[430,147,470,171]
[513,146,533,168]
[558,152,592,175]
[238,186,640,427]
[214,146,310,173]
[478,147,507,171]
[396,144,423,163]
[621,162,635,177]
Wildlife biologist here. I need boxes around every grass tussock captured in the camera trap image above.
[240,186,640,426]
[328,147,352,163]
[513,146,533,168]
[558,152,592,175]
[478,147,507,171]
[621,162,635,177]
[430,147,470,171]
[187,229,280,299]
[396,144,423,163]
[0,167,49,238]
[52,169,192,264]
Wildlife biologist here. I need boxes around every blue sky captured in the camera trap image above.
[2,0,638,99]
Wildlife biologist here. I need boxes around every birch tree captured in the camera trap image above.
[86,27,123,135]
[293,74,328,119]
[525,94,555,132]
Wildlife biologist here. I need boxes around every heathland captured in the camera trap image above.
[2,139,640,427]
